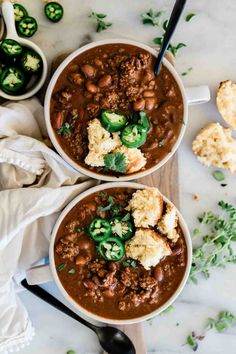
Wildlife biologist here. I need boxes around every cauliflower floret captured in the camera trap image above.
[115,145,146,174]
[125,228,171,270]
[85,119,120,167]
[126,188,163,228]
[192,122,236,173]
[216,80,236,130]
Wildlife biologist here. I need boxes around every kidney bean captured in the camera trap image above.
[83,279,98,290]
[153,266,164,282]
[145,97,155,110]
[143,90,155,98]
[98,74,112,88]
[52,111,64,129]
[78,239,91,250]
[81,64,96,78]
[85,81,98,94]
[133,98,145,111]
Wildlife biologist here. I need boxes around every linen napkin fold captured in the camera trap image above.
[0,98,96,353]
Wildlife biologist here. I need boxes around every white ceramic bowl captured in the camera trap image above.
[44,38,210,181]
[0,1,47,100]
[26,182,192,325]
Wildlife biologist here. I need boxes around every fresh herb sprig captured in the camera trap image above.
[186,311,236,351]
[190,200,236,284]
[89,12,112,32]
[57,122,71,136]
[104,152,127,174]
[141,9,165,27]
[185,13,196,22]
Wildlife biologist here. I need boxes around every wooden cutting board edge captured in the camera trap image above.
[51,50,179,354]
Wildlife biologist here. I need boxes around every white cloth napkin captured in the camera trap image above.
[0,98,96,353]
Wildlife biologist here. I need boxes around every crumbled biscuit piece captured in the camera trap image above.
[115,145,146,174]
[158,204,180,243]
[85,119,120,167]
[216,80,236,129]
[125,228,171,270]
[192,122,236,173]
[166,229,180,243]
[126,188,163,228]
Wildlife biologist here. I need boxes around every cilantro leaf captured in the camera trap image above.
[57,122,71,136]
[212,170,225,182]
[141,9,165,27]
[89,11,112,32]
[186,13,196,22]
[104,152,127,173]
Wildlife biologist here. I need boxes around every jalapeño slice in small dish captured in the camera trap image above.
[0,38,23,57]
[88,218,112,242]
[44,2,64,23]
[21,50,42,73]
[13,3,28,22]
[98,237,125,261]
[0,67,26,94]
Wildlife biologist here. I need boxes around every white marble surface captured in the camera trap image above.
[14,0,236,353]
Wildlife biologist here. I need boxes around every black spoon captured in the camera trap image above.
[21,279,136,354]
[154,0,187,75]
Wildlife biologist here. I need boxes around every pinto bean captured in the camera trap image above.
[145,97,155,110]
[81,64,96,78]
[83,279,98,290]
[143,90,155,98]
[103,289,114,298]
[94,58,104,68]
[69,72,83,85]
[143,70,154,83]
[75,255,87,266]
[133,98,145,111]
[78,240,91,250]
[108,262,118,271]
[98,74,112,88]
[153,266,164,282]
[85,81,98,94]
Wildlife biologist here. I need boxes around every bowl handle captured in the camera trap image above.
[185,86,210,105]
[26,264,53,285]
[1,0,18,38]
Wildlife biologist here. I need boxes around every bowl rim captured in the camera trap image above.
[44,38,188,181]
[49,182,192,325]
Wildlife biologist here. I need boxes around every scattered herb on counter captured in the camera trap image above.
[141,9,165,26]
[57,122,71,136]
[57,263,66,272]
[212,170,225,182]
[185,13,196,22]
[123,259,137,268]
[68,268,76,274]
[163,305,174,314]
[186,311,236,351]
[190,200,236,284]
[104,152,127,174]
[89,12,112,32]
[66,351,76,354]
[182,67,193,76]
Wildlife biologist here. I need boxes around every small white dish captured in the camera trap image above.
[0,1,47,100]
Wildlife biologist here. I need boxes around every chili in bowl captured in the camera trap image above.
[44,39,209,181]
[26,182,192,324]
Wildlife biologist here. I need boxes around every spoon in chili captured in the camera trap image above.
[21,279,136,354]
[154,0,187,75]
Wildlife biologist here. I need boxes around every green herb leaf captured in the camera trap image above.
[57,122,71,136]
[123,259,137,268]
[182,67,193,76]
[186,335,198,351]
[67,351,76,354]
[141,9,165,27]
[121,213,131,222]
[57,263,66,272]
[212,170,225,182]
[163,305,174,314]
[186,13,196,22]
[89,11,112,32]
[98,195,114,211]
[153,37,163,46]
[104,152,127,173]
[68,268,76,274]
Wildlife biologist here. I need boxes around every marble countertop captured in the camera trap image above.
[16,0,236,353]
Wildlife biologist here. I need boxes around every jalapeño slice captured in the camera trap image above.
[110,217,134,240]
[18,16,38,37]
[14,3,28,22]
[100,110,127,132]
[121,124,147,148]
[0,67,26,94]
[88,218,111,242]
[0,38,23,57]
[98,237,125,261]
[44,2,64,23]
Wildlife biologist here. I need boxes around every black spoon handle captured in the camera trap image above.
[21,279,98,332]
[154,0,187,75]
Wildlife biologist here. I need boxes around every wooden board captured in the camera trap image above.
[51,51,179,354]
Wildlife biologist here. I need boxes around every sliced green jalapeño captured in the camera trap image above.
[100,110,127,132]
